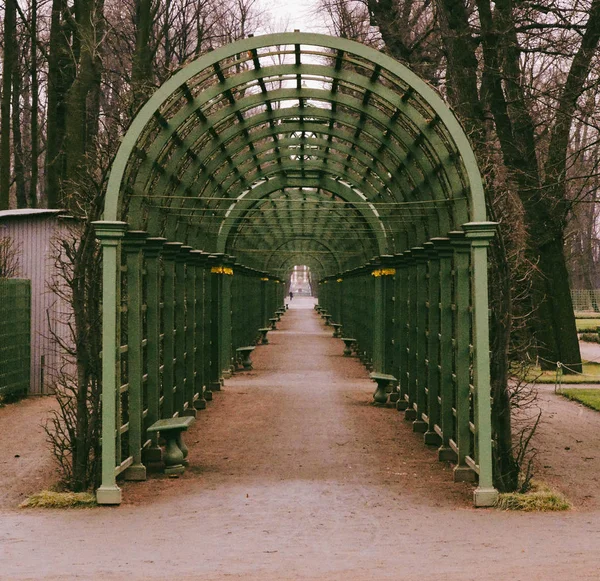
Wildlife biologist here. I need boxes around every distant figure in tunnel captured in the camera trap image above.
[289,291,294,301]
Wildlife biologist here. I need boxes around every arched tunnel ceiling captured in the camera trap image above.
[105,32,486,279]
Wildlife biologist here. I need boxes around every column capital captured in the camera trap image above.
[448,230,471,251]
[162,241,184,259]
[175,245,193,262]
[462,221,498,246]
[144,237,167,258]
[122,230,147,251]
[431,237,453,257]
[93,220,127,242]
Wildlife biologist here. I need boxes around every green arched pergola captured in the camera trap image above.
[94,32,497,507]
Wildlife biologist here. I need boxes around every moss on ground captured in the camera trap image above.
[496,482,571,512]
[19,490,97,509]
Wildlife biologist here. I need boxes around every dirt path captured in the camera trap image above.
[2,298,600,580]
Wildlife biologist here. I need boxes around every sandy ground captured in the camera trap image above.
[1,297,600,580]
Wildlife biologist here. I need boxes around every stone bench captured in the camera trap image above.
[236,346,255,370]
[258,327,270,344]
[369,372,398,406]
[331,323,342,338]
[341,337,356,356]
[146,416,195,476]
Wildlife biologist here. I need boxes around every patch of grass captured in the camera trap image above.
[576,319,600,332]
[575,311,600,319]
[19,490,97,509]
[496,482,571,512]
[518,361,600,383]
[560,388,600,412]
[580,333,600,343]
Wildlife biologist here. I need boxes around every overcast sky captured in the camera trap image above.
[257,0,330,34]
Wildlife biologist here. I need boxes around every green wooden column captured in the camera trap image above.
[208,254,224,391]
[433,237,456,462]
[122,231,148,481]
[395,253,410,411]
[404,250,418,421]
[161,242,183,417]
[449,231,475,482]
[220,256,234,379]
[412,247,428,433]
[371,258,395,374]
[143,237,166,462]
[464,222,499,507]
[174,246,191,415]
[423,241,442,446]
[184,248,198,416]
[94,220,127,505]
[192,251,208,410]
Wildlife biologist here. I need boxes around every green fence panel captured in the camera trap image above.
[0,279,31,397]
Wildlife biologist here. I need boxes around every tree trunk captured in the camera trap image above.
[0,0,17,210]
[30,0,39,208]
[46,0,75,208]
[12,60,27,208]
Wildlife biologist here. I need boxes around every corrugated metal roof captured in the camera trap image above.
[0,209,65,219]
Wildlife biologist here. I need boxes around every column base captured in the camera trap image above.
[412,420,427,433]
[389,392,399,403]
[438,446,457,462]
[182,408,197,418]
[222,369,232,379]
[123,463,147,481]
[474,486,499,507]
[396,399,408,411]
[142,445,162,463]
[209,381,221,392]
[423,431,442,446]
[194,398,207,410]
[404,408,417,421]
[96,485,122,505]
[453,465,477,483]
[204,390,213,401]
[165,464,186,477]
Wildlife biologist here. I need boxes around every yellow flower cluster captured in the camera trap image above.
[371,268,396,277]
[211,266,234,275]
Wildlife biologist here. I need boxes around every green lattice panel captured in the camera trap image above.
[0,279,31,396]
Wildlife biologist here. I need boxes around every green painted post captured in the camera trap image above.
[450,231,475,483]
[464,222,499,507]
[208,254,223,392]
[423,241,442,446]
[405,250,418,421]
[184,249,198,415]
[192,251,208,410]
[413,247,428,433]
[372,261,384,373]
[175,246,192,414]
[122,231,148,481]
[161,242,183,417]
[221,256,234,379]
[433,238,456,462]
[396,254,409,411]
[143,237,166,462]
[94,220,127,505]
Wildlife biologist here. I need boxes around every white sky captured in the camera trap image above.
[256,0,330,35]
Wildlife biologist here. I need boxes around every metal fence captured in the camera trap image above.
[0,279,31,397]
[571,290,600,313]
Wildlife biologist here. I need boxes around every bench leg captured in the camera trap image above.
[164,431,186,476]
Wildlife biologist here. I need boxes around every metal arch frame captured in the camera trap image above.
[214,175,388,255]
[104,32,486,226]
[225,191,379,269]
[97,33,498,509]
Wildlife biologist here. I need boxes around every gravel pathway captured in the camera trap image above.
[1,297,600,580]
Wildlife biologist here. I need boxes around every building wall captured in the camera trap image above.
[0,210,75,395]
